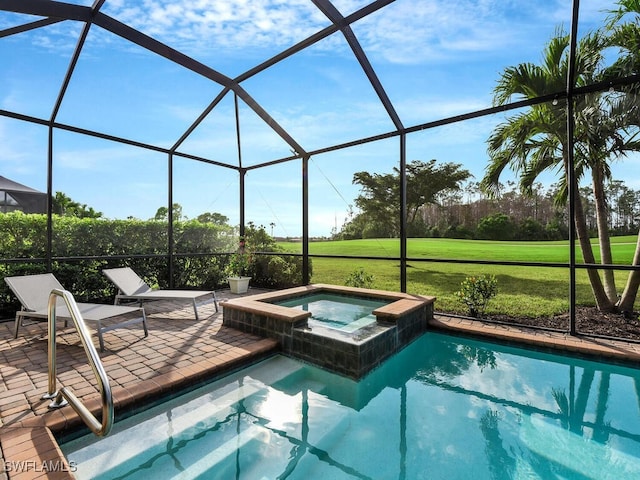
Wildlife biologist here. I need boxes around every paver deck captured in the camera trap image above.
[0,290,640,479]
[0,288,277,480]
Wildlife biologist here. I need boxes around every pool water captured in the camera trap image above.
[62,332,640,479]
[274,293,389,332]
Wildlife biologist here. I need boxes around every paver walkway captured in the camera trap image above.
[430,314,640,363]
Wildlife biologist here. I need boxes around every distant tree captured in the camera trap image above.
[52,192,102,218]
[405,160,471,223]
[517,218,547,241]
[196,212,229,225]
[351,170,397,237]
[614,184,639,231]
[348,159,471,238]
[476,213,517,241]
[153,206,168,221]
[153,203,183,221]
[334,212,368,240]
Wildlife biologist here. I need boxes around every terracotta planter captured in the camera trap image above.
[228,276,251,294]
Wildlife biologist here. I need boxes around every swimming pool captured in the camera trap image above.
[274,292,389,332]
[62,332,640,479]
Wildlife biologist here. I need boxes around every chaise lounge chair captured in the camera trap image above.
[102,267,218,320]
[5,273,148,352]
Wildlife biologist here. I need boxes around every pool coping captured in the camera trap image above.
[220,283,436,322]
[429,314,640,365]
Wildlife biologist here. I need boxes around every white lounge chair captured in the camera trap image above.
[102,267,218,320]
[5,273,148,352]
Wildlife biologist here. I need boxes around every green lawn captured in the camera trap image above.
[277,236,639,318]
[279,236,637,263]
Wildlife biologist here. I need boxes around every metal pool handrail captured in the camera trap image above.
[43,288,113,437]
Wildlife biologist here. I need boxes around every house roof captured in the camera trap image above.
[0,176,45,195]
[0,175,47,213]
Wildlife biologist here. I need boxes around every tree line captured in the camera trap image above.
[335,168,640,242]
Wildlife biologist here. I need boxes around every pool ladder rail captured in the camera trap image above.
[43,289,113,437]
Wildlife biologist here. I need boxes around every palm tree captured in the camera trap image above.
[52,191,102,218]
[606,0,640,81]
[573,90,640,304]
[606,1,640,313]
[619,235,640,313]
[480,29,616,312]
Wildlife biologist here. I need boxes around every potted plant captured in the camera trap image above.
[226,238,253,294]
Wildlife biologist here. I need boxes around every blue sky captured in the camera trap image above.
[0,0,630,237]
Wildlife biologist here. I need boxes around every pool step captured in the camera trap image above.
[66,355,362,480]
[68,381,268,478]
[181,394,353,479]
[66,358,307,479]
[174,424,272,479]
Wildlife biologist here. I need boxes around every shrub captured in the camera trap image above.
[238,224,308,288]
[253,255,307,288]
[344,267,374,289]
[455,274,498,318]
[0,213,307,314]
[0,212,234,315]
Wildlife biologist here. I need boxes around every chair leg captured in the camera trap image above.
[213,292,219,313]
[192,299,199,321]
[96,321,105,352]
[141,310,148,338]
[13,313,21,339]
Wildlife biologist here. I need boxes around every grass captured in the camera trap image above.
[277,236,639,318]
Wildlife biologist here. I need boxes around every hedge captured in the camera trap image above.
[0,212,307,318]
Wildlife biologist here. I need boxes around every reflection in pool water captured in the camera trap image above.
[63,332,640,479]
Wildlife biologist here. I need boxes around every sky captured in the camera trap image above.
[0,0,633,238]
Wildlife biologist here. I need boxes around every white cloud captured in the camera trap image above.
[458,356,557,412]
[103,0,328,54]
[98,0,538,66]
[11,1,612,67]
[346,0,611,66]
[0,88,24,113]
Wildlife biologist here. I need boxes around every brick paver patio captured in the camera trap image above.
[0,288,277,480]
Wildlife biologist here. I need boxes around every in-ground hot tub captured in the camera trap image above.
[274,292,389,332]
[221,284,435,378]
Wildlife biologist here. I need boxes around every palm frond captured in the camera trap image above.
[543,29,570,79]
[605,0,640,29]
[493,63,548,104]
[480,150,512,198]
